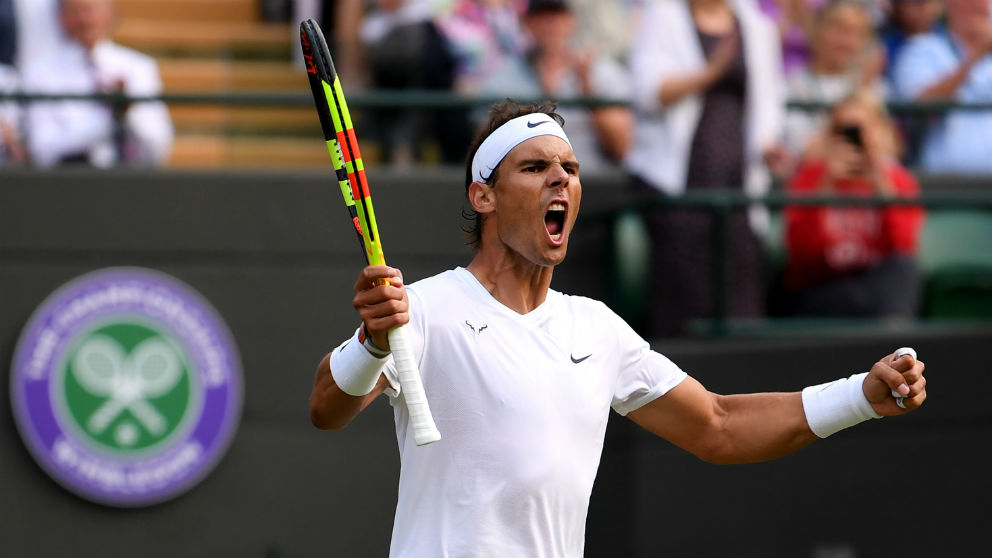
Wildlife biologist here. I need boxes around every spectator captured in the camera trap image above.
[434,0,528,94]
[880,0,944,82]
[292,1,335,75]
[626,0,787,337]
[20,0,173,167]
[783,90,924,317]
[0,62,26,164]
[359,0,466,165]
[568,0,638,63]
[891,0,992,174]
[11,0,64,70]
[479,0,632,171]
[757,0,824,75]
[784,0,885,161]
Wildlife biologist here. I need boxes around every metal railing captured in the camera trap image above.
[4,90,992,112]
[0,90,623,108]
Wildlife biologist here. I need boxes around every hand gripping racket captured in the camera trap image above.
[300,19,440,445]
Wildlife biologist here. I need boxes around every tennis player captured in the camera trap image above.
[309,100,927,558]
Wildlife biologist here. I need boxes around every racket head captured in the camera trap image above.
[300,19,339,143]
[300,19,384,266]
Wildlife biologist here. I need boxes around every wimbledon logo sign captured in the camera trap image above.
[10,268,243,507]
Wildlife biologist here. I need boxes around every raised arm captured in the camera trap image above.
[657,32,739,107]
[628,350,926,464]
[894,30,992,102]
[309,265,408,430]
[913,53,985,101]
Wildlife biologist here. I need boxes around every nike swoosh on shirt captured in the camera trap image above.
[527,120,550,128]
[571,353,592,364]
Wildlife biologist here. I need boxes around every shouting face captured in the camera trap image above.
[473,135,582,269]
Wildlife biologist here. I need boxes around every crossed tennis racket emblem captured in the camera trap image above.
[71,335,184,437]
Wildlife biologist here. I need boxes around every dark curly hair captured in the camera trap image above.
[462,99,565,249]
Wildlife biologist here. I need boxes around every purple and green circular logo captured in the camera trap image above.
[10,268,243,507]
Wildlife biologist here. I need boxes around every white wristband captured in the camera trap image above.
[802,372,882,438]
[330,329,389,396]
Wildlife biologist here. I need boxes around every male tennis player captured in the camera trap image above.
[309,100,927,558]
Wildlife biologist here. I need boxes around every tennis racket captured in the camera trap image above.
[300,19,441,446]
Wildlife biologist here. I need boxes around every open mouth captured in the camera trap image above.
[544,202,567,243]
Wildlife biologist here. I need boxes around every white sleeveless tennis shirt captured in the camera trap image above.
[380,268,687,557]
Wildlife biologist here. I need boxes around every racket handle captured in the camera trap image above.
[388,325,441,445]
[892,347,917,409]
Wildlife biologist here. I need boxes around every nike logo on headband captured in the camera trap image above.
[527,120,550,128]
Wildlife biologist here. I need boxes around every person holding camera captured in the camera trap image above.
[782,90,925,317]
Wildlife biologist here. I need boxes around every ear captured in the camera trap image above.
[468,181,496,215]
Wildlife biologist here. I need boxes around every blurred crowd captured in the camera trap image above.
[294,0,992,175]
[0,0,172,167]
[3,0,991,334]
[294,0,987,334]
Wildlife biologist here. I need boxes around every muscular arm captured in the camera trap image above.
[308,265,408,431]
[628,377,816,465]
[658,31,738,106]
[309,351,389,430]
[628,351,926,464]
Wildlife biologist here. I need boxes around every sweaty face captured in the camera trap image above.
[484,135,581,268]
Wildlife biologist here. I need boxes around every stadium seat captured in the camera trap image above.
[110,0,313,168]
[116,0,256,24]
[919,210,992,319]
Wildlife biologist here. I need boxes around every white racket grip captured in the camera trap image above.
[388,325,441,445]
[892,347,917,409]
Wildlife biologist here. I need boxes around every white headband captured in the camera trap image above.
[471,113,572,184]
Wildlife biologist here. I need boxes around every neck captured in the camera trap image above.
[466,248,554,315]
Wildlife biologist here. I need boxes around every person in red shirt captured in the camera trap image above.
[784,90,925,317]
